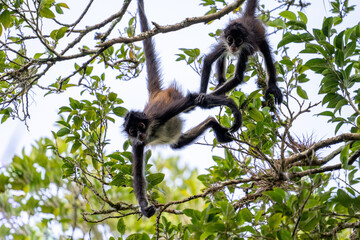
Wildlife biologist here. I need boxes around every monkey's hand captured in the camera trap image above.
[230,110,242,133]
[265,85,283,105]
[195,93,227,109]
[214,81,226,96]
[213,125,234,143]
[195,93,207,106]
[141,205,157,218]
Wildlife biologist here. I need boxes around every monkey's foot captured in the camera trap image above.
[195,93,206,106]
[265,85,283,105]
[141,205,157,218]
[229,111,242,133]
[214,129,233,143]
[214,82,226,95]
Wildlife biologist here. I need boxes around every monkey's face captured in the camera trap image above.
[223,22,249,54]
[124,111,149,142]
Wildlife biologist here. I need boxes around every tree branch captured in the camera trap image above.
[98,0,245,48]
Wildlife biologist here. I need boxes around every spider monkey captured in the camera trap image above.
[200,0,283,104]
[123,0,242,218]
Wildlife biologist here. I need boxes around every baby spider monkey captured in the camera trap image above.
[200,0,283,104]
[123,0,242,218]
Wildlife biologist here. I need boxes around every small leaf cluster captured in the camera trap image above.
[276,7,360,133]
[53,86,125,177]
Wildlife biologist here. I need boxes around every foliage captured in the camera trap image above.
[1,0,360,239]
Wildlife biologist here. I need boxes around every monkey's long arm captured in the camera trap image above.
[200,44,226,94]
[215,54,227,89]
[171,116,233,149]
[196,94,242,132]
[155,93,242,133]
[211,49,250,96]
[259,40,283,104]
[132,141,156,218]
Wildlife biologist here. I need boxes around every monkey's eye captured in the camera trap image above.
[226,36,233,44]
[129,128,135,136]
[238,38,244,45]
[138,122,146,131]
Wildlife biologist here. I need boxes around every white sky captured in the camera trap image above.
[0,0,359,173]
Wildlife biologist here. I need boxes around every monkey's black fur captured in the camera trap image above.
[200,0,283,104]
[124,0,242,218]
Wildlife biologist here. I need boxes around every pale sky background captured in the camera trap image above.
[0,0,359,173]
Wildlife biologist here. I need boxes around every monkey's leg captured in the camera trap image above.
[200,44,226,94]
[259,40,283,104]
[215,55,227,92]
[170,117,233,149]
[154,93,200,124]
[211,50,250,96]
[195,94,242,133]
[132,141,156,218]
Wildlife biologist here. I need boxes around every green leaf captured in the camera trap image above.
[340,144,350,169]
[255,122,264,136]
[269,213,282,229]
[0,10,11,29]
[335,50,344,67]
[240,208,252,222]
[109,92,117,101]
[317,111,334,118]
[56,26,68,40]
[126,233,150,240]
[110,174,127,186]
[322,17,333,37]
[55,4,63,14]
[146,173,165,188]
[344,41,356,58]
[72,116,83,129]
[183,209,200,219]
[299,211,318,231]
[40,7,55,19]
[70,141,81,153]
[85,66,93,76]
[279,10,296,21]
[304,58,328,73]
[277,33,302,48]
[287,20,306,30]
[200,232,214,240]
[1,112,10,123]
[59,106,72,113]
[298,11,308,24]
[50,29,58,40]
[57,128,70,137]
[334,30,344,49]
[55,3,69,14]
[296,86,308,99]
[299,33,314,41]
[69,97,81,109]
[269,18,286,29]
[264,191,283,204]
[334,98,348,113]
[84,110,96,121]
[313,29,326,41]
[248,107,264,122]
[302,43,327,57]
[117,218,125,235]
[277,229,292,240]
[57,3,69,9]
[113,107,127,117]
[333,189,352,207]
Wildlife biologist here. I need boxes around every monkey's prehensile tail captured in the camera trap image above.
[132,141,156,218]
[243,0,258,17]
[137,0,163,96]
